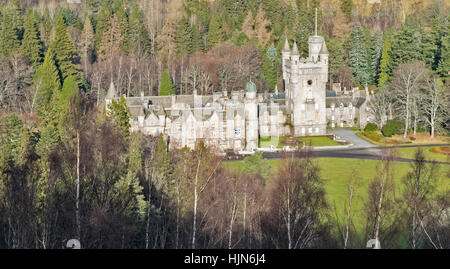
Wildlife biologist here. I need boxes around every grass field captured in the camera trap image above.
[296,136,341,146]
[223,157,450,242]
[395,146,450,163]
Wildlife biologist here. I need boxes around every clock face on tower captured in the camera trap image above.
[307,80,313,86]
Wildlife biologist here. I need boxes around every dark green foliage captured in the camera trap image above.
[207,12,224,50]
[437,22,449,81]
[230,30,249,46]
[127,6,149,56]
[50,13,80,81]
[175,16,194,55]
[243,151,271,180]
[349,24,370,86]
[364,122,378,132]
[0,113,24,164]
[0,2,23,57]
[60,6,79,28]
[95,3,112,49]
[262,45,277,92]
[107,95,131,138]
[381,120,404,137]
[21,8,42,66]
[389,23,424,72]
[33,48,61,107]
[159,69,174,96]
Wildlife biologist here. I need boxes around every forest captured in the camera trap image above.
[0,0,449,249]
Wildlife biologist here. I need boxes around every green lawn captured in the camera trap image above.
[394,146,450,163]
[297,136,341,146]
[223,157,450,242]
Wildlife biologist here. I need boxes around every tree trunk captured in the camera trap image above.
[344,185,354,249]
[192,160,201,249]
[76,129,81,241]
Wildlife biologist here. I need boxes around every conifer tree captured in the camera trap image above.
[262,44,277,92]
[207,12,224,50]
[127,6,149,57]
[349,24,370,87]
[378,30,393,87]
[0,4,22,57]
[159,69,174,96]
[80,16,95,73]
[389,23,424,72]
[34,48,61,107]
[21,8,42,66]
[370,31,383,86]
[115,4,129,53]
[50,13,80,81]
[437,23,449,82]
[107,95,131,138]
[95,3,113,50]
[98,15,123,61]
[175,16,194,55]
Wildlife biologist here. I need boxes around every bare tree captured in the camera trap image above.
[390,61,427,138]
[420,74,449,138]
[261,150,327,249]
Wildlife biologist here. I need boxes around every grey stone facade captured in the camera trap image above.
[105,31,371,152]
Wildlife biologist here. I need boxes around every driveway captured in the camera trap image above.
[330,128,375,148]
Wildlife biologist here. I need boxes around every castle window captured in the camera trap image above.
[307,80,313,86]
[315,127,319,133]
[234,129,241,137]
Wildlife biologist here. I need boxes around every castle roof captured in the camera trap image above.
[291,41,299,55]
[320,40,328,54]
[105,80,117,99]
[282,37,290,52]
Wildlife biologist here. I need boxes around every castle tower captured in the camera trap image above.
[282,9,329,137]
[244,80,258,151]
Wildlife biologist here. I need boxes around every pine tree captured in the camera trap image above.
[50,13,80,81]
[60,75,79,104]
[21,8,42,66]
[437,23,450,82]
[390,23,424,72]
[159,69,174,96]
[370,31,383,86]
[34,48,61,107]
[95,3,113,50]
[127,6,149,57]
[175,16,194,55]
[0,4,22,57]
[107,95,131,138]
[115,3,129,53]
[327,38,345,84]
[80,16,95,73]
[262,44,277,92]
[98,15,123,61]
[422,15,446,71]
[349,24,370,87]
[378,30,394,87]
[207,12,224,50]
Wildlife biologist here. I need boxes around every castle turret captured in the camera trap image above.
[281,37,291,81]
[244,80,258,151]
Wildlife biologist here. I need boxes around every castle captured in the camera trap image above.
[105,20,371,152]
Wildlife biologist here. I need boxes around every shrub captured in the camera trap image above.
[381,120,404,137]
[364,122,378,132]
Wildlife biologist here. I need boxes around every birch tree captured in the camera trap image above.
[420,75,449,138]
[390,61,427,138]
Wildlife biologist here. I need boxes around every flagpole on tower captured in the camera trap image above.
[315,7,317,36]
